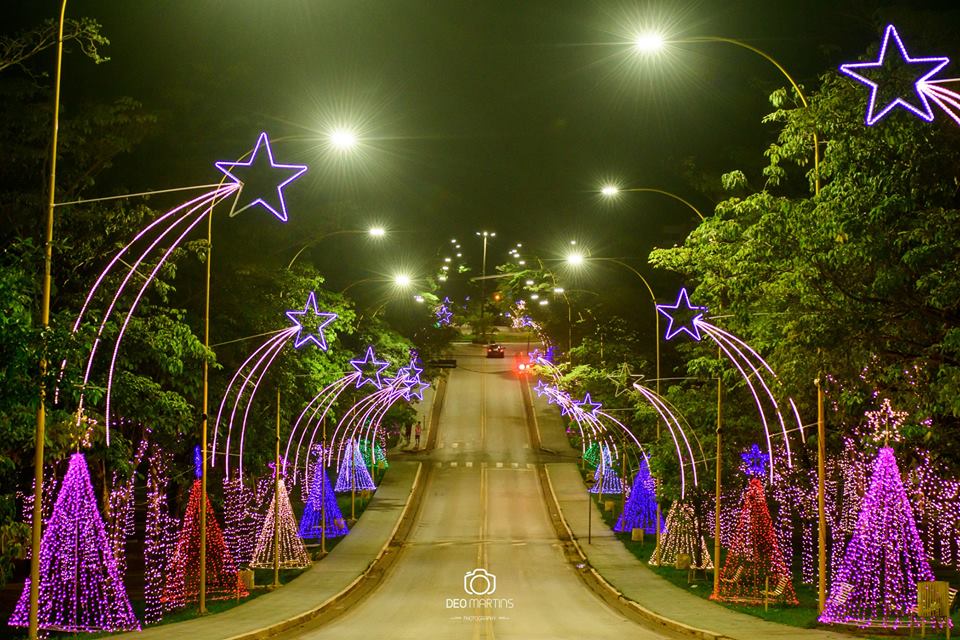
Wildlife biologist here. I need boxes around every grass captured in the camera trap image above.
[31,476,383,640]
[576,464,960,638]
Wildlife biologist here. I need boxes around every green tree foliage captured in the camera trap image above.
[650,48,960,468]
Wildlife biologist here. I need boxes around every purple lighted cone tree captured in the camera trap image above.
[614,458,662,534]
[650,501,713,569]
[250,478,311,569]
[711,477,797,604]
[334,439,376,492]
[9,453,140,633]
[819,447,935,628]
[299,456,348,541]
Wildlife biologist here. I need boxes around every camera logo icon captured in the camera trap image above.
[463,568,497,596]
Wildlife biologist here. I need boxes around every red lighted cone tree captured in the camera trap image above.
[161,478,248,609]
[711,477,797,604]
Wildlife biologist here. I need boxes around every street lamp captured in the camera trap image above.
[286,226,387,270]
[636,35,820,197]
[476,231,495,341]
[328,128,358,151]
[599,183,706,221]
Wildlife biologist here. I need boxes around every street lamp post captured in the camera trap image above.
[29,2,69,636]
[286,227,386,270]
[476,231,495,342]
[600,185,706,221]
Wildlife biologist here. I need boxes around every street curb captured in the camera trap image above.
[540,465,731,640]
[424,374,446,452]
[222,462,424,640]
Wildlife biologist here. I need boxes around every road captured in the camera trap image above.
[282,344,674,639]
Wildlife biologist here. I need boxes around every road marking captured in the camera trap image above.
[466,461,473,468]
[511,462,518,469]
[495,462,503,468]
[450,461,458,467]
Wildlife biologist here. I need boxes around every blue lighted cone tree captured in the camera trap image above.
[589,446,623,495]
[819,447,935,627]
[9,453,140,633]
[711,476,797,604]
[250,478,311,569]
[614,458,662,534]
[335,439,376,492]
[299,455,348,541]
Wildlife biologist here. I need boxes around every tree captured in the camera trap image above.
[0,17,109,75]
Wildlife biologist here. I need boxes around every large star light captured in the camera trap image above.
[656,288,707,341]
[840,25,950,126]
[286,291,337,350]
[215,132,308,221]
[350,346,390,389]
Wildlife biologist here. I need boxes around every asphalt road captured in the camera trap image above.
[282,344,673,639]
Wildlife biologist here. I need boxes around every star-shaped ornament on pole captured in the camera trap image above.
[575,392,602,417]
[215,132,308,221]
[349,347,390,389]
[740,443,768,479]
[286,291,337,350]
[840,24,952,126]
[607,362,645,398]
[656,288,707,341]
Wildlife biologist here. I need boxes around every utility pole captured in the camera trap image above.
[476,231,495,341]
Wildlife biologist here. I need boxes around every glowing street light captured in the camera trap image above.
[394,274,412,288]
[601,184,620,197]
[634,32,665,53]
[368,226,386,237]
[566,252,585,266]
[329,128,358,150]
[598,183,706,221]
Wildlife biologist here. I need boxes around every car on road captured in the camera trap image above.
[485,343,505,358]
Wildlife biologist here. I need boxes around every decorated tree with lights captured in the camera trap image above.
[250,478,311,569]
[582,442,601,469]
[223,475,256,567]
[650,501,713,569]
[9,453,140,633]
[299,454,348,541]
[614,457,661,534]
[358,437,388,470]
[335,439,376,492]
[589,445,623,495]
[820,446,934,627]
[711,446,796,604]
[161,453,246,609]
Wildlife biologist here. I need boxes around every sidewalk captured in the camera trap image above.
[545,463,852,640]
[113,461,422,640]
[529,386,853,640]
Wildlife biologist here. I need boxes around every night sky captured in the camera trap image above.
[6,0,960,296]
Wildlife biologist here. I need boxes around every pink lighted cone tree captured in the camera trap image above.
[9,453,140,633]
[711,477,797,604]
[820,447,935,628]
[161,478,248,609]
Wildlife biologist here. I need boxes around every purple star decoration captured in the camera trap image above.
[350,347,390,389]
[656,288,707,341]
[575,392,602,416]
[215,132,308,221]
[286,291,337,350]
[840,25,952,126]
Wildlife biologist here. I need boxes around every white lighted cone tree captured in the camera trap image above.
[250,478,311,569]
[649,501,713,569]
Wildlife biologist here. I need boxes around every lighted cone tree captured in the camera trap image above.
[9,453,140,633]
[334,439,376,492]
[358,437,388,470]
[161,476,247,608]
[819,447,935,627]
[589,446,623,495]
[650,501,713,569]
[711,477,797,604]
[250,478,311,569]
[614,458,662,534]
[582,441,601,469]
[299,457,348,541]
